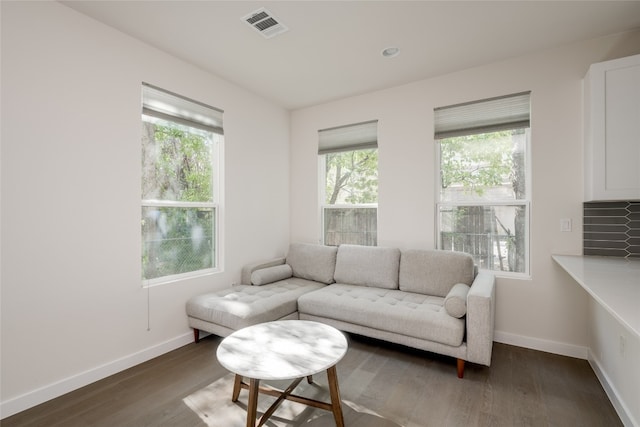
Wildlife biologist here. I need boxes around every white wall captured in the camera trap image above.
[291,31,640,356]
[3,0,640,421]
[1,1,290,416]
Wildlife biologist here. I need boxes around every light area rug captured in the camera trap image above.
[183,374,403,427]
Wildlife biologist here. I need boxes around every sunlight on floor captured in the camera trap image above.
[182,374,403,427]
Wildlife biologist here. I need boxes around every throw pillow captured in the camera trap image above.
[251,264,293,286]
[444,283,470,318]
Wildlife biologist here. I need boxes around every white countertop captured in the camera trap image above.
[552,255,640,339]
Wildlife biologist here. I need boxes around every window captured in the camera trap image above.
[435,92,531,275]
[141,83,223,284]
[319,120,378,246]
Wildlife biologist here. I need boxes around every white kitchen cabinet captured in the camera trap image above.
[584,53,640,201]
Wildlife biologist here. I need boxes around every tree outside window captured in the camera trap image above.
[323,148,378,246]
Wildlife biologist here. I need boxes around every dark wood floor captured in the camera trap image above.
[2,334,621,427]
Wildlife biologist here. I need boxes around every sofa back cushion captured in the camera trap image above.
[286,243,337,284]
[399,249,475,297]
[333,244,401,289]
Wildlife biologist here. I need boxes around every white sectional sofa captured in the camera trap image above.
[186,243,495,378]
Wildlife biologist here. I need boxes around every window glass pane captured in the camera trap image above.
[324,207,377,246]
[325,148,378,204]
[439,205,526,273]
[142,116,215,203]
[440,129,527,202]
[142,206,215,280]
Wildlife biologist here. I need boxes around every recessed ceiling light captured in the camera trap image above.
[381,47,400,58]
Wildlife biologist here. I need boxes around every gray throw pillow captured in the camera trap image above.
[251,264,293,286]
[444,283,470,318]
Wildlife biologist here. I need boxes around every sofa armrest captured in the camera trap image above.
[240,257,287,285]
[465,271,496,366]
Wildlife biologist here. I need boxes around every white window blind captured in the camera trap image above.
[318,120,378,154]
[142,83,224,135]
[434,92,530,139]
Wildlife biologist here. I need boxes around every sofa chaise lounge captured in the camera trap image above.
[186,243,495,378]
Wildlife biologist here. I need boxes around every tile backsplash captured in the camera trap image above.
[583,201,640,258]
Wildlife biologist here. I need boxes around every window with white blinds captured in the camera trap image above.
[318,120,378,247]
[435,92,531,276]
[141,83,223,285]
[142,83,223,135]
[434,91,530,139]
[318,120,378,154]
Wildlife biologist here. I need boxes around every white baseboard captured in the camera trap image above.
[588,350,637,427]
[0,332,194,420]
[494,330,589,359]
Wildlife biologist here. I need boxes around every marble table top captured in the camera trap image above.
[216,320,348,381]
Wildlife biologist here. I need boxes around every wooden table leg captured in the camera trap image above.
[232,374,243,402]
[257,377,303,427]
[233,370,343,427]
[326,366,345,427]
[246,378,260,427]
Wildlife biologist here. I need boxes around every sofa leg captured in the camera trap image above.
[193,328,200,343]
[457,358,465,378]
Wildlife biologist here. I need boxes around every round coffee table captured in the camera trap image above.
[216,320,348,427]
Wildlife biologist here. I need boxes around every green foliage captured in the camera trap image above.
[142,207,214,280]
[141,118,216,280]
[439,130,518,196]
[142,121,213,202]
[439,128,528,273]
[325,148,378,204]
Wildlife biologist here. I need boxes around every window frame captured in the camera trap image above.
[435,200,531,278]
[435,95,532,278]
[318,144,379,247]
[141,84,223,286]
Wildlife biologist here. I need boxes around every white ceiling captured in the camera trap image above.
[62,1,640,110]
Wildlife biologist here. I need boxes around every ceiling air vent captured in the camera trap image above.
[242,8,288,39]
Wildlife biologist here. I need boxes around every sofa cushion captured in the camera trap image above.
[251,264,293,286]
[298,284,465,347]
[286,243,338,284]
[444,283,470,318]
[333,244,401,289]
[399,249,475,297]
[186,278,324,330]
